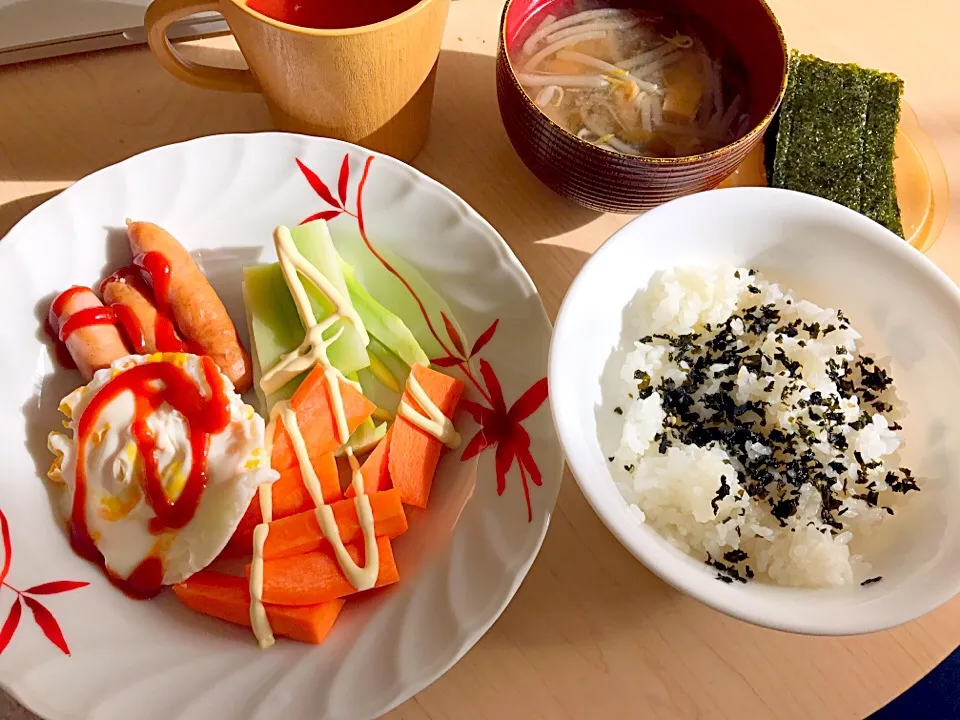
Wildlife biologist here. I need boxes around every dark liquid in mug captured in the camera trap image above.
[245,0,421,29]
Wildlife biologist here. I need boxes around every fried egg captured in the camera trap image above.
[48,353,277,585]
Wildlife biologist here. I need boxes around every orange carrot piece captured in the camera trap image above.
[272,366,376,471]
[173,571,344,644]
[222,452,341,557]
[346,427,393,498]
[263,489,408,560]
[253,536,399,606]
[389,364,464,508]
[277,450,343,505]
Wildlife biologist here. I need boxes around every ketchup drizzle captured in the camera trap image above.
[134,252,173,314]
[112,302,148,353]
[58,307,118,343]
[154,315,188,353]
[47,286,115,369]
[100,262,188,354]
[71,356,231,598]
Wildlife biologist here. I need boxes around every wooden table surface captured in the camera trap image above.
[2,0,958,718]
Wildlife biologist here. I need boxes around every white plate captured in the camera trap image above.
[0,133,562,719]
[550,187,960,635]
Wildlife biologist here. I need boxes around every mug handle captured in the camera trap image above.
[144,0,259,93]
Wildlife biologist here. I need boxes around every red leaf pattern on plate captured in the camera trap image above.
[461,425,498,461]
[297,155,551,521]
[300,210,341,225]
[479,359,506,413]
[469,319,499,358]
[459,398,495,426]
[24,581,90,595]
[0,598,21,653]
[337,156,350,206]
[296,158,341,209]
[0,508,10,587]
[508,378,549,424]
[0,506,88,655]
[495,439,514,496]
[442,313,466,357]
[23,596,70,656]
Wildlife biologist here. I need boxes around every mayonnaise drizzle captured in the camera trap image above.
[399,372,462,449]
[259,225,366,398]
[249,523,274,649]
[248,224,380,647]
[249,401,285,648]
[283,409,378,591]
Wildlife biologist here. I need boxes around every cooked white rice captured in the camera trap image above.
[611,267,919,588]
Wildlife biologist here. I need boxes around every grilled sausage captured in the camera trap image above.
[48,286,129,381]
[126,220,252,391]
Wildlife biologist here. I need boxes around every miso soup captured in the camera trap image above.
[510,1,751,158]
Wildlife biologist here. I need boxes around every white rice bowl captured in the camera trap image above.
[610,266,918,589]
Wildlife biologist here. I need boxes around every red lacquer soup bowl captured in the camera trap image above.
[496,0,789,212]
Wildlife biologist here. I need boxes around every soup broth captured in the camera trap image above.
[510,1,750,158]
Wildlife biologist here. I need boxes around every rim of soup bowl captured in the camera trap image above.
[498,0,790,165]
[549,186,960,635]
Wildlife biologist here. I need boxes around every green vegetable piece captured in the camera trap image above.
[242,221,370,412]
[337,419,388,457]
[243,265,305,412]
[340,259,430,369]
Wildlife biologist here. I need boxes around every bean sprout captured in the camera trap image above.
[516,72,610,88]
[539,18,639,49]
[535,85,565,108]
[557,50,661,93]
[524,30,608,71]
[664,33,695,49]
[605,135,642,155]
[640,93,653,133]
[522,8,628,55]
[629,49,683,81]
[650,94,663,128]
[616,42,678,70]
[512,6,747,158]
[708,94,742,139]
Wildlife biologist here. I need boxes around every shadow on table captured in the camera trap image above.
[1,46,600,248]
[415,49,601,245]
[0,42,271,185]
[0,189,61,237]
[487,470,682,649]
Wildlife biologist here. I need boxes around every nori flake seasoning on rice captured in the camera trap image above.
[767,52,904,238]
[612,267,920,588]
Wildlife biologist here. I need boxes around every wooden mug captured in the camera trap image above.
[145,0,451,161]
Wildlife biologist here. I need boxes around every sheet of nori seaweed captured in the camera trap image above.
[771,53,873,210]
[765,53,801,186]
[861,74,904,237]
[766,53,905,238]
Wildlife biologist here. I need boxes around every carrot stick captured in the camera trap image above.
[345,427,393,498]
[389,364,464,508]
[252,536,399,606]
[222,452,340,558]
[263,489,407,560]
[173,571,344,644]
[272,366,376,471]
